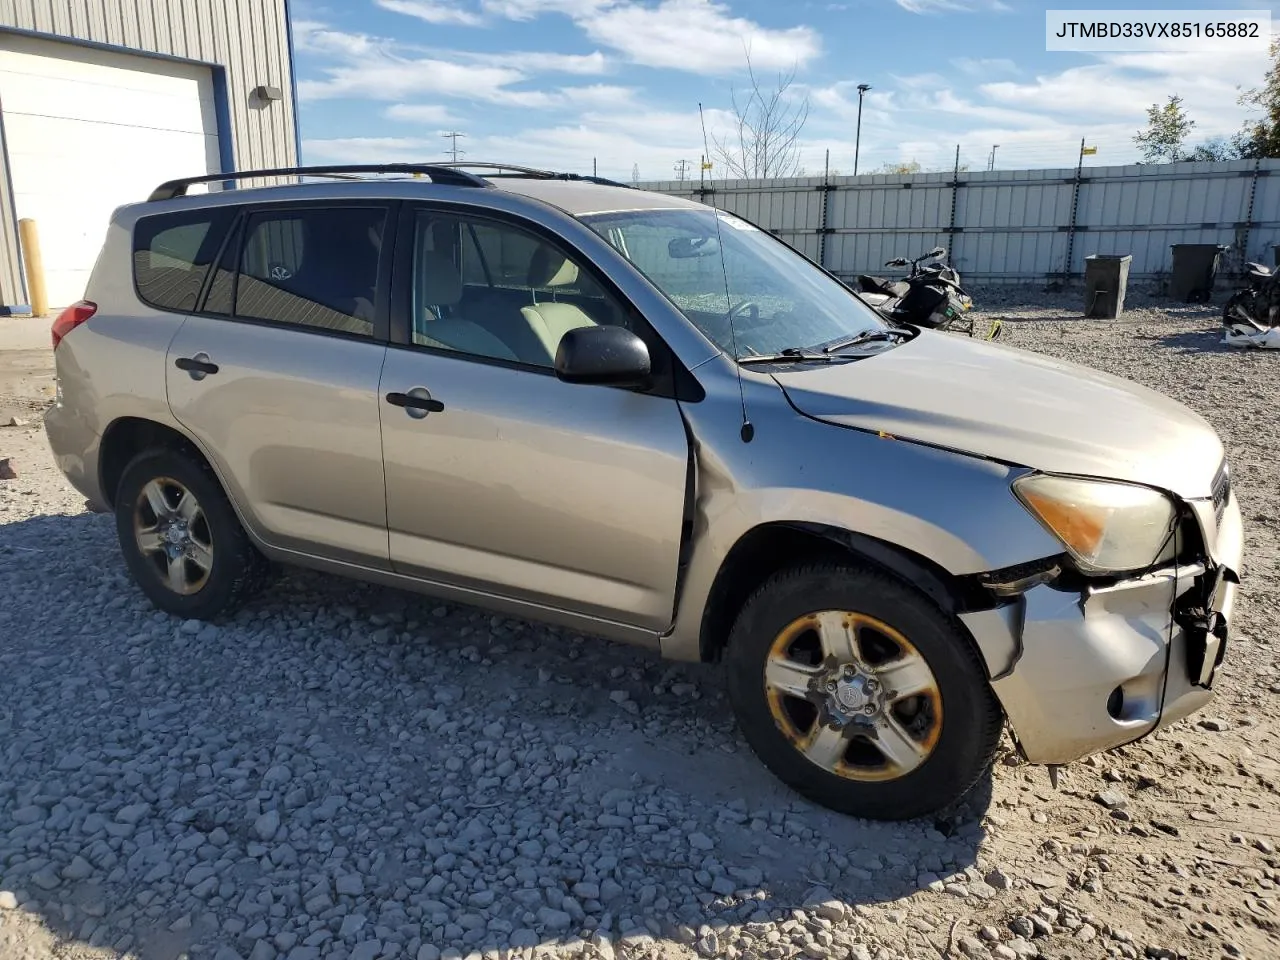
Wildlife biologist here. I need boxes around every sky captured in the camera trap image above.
[293,0,1280,181]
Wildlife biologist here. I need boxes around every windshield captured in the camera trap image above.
[580,207,888,359]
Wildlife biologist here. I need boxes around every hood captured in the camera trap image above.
[773,330,1224,499]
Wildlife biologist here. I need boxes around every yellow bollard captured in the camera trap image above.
[18,218,48,317]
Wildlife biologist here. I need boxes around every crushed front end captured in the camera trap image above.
[959,461,1242,766]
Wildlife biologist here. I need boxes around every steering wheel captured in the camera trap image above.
[728,300,761,323]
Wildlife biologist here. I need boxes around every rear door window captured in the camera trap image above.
[132,208,236,312]
[203,206,388,339]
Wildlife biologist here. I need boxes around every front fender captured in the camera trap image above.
[663,372,1062,661]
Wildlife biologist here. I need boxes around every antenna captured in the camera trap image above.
[698,102,753,444]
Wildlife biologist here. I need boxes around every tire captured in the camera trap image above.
[114,447,269,620]
[725,563,1003,821]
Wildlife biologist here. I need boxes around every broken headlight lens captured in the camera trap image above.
[1012,474,1178,575]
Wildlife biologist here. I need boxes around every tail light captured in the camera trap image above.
[52,300,96,349]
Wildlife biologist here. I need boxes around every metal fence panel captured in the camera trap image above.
[643,159,1280,284]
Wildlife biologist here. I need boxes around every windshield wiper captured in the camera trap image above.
[737,347,836,365]
[821,328,911,353]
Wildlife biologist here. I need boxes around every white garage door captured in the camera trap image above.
[0,34,220,309]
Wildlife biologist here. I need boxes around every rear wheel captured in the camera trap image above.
[114,448,268,620]
[725,564,1002,820]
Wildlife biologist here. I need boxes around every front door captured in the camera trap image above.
[166,202,393,569]
[378,205,691,631]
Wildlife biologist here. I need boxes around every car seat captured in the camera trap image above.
[415,251,519,362]
[519,247,599,361]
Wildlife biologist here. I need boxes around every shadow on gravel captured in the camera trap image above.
[0,513,992,960]
[1141,329,1238,353]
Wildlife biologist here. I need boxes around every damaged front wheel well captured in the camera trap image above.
[698,522,999,664]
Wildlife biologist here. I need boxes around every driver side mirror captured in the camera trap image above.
[928,247,946,258]
[554,325,652,388]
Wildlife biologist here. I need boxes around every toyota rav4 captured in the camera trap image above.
[45,162,1242,820]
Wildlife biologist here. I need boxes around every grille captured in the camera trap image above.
[1211,459,1231,522]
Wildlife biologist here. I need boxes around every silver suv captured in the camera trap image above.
[46,162,1242,821]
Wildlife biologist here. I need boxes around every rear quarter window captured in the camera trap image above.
[133,208,235,312]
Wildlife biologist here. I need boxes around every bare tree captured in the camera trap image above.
[873,160,922,175]
[712,48,810,180]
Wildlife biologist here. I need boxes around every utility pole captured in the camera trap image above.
[854,83,872,176]
[673,159,691,181]
[442,131,465,163]
[632,163,640,185]
[593,157,597,177]
[988,144,999,171]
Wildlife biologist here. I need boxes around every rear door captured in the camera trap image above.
[162,201,394,569]
[378,204,691,631]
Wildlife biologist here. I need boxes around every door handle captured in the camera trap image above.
[175,353,219,380]
[386,389,444,419]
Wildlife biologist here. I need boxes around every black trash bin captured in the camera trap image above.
[1169,243,1228,303]
[1083,254,1132,319]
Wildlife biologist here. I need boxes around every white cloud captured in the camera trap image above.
[952,57,1018,78]
[293,20,383,58]
[305,106,732,179]
[303,137,440,164]
[368,0,820,76]
[480,0,608,19]
[384,103,458,124]
[802,39,1270,174]
[488,50,608,74]
[579,0,820,74]
[376,0,484,26]
[895,0,1010,12]
[295,20,613,109]
[553,84,639,107]
[902,88,1057,129]
[300,57,534,104]
[979,49,1265,136]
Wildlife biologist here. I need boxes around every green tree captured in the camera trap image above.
[1134,95,1195,163]
[1235,38,1280,158]
[1186,136,1235,162]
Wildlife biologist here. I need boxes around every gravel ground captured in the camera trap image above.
[1,297,1278,960]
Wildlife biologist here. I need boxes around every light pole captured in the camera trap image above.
[988,144,999,170]
[854,83,872,176]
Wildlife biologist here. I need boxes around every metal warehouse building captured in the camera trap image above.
[0,0,299,313]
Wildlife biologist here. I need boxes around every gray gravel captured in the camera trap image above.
[1,296,1278,960]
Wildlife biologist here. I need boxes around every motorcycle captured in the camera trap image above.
[1222,260,1280,349]
[852,246,1002,341]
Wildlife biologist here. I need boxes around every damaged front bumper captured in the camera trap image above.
[959,489,1243,766]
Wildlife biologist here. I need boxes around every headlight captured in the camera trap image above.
[1012,474,1178,574]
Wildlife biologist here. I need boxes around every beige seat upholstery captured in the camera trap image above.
[520,247,598,362]
[415,251,518,361]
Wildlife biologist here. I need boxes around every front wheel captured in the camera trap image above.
[725,564,1003,821]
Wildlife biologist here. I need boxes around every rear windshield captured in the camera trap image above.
[133,208,236,313]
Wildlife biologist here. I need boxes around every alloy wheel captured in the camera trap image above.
[763,610,944,782]
[133,477,214,595]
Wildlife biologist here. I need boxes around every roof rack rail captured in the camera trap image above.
[433,161,634,190]
[147,163,492,202]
